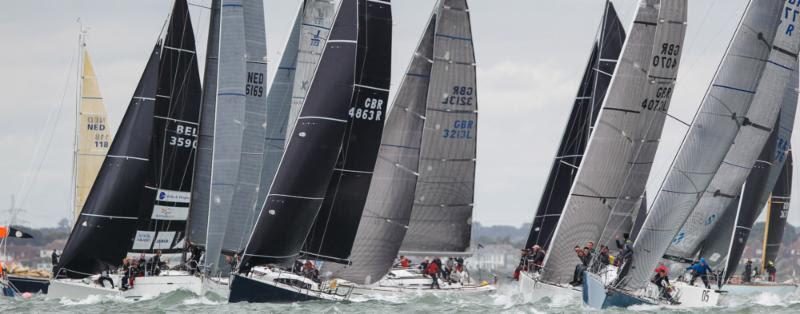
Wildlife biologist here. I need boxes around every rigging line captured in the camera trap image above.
[666,112,691,127]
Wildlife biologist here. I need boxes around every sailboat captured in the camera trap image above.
[522,0,687,302]
[518,0,626,301]
[584,0,795,308]
[228,0,392,303]
[187,0,269,294]
[48,0,204,300]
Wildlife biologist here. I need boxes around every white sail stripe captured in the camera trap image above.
[328,39,357,44]
[154,115,200,125]
[133,96,156,101]
[334,168,374,174]
[81,213,138,220]
[367,0,391,5]
[156,94,171,99]
[354,83,391,92]
[297,116,348,123]
[106,155,148,161]
[163,45,196,54]
[268,193,324,200]
[244,253,298,259]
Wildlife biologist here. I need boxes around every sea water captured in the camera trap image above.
[2,282,800,313]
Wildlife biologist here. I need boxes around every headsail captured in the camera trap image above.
[763,150,792,270]
[302,0,393,264]
[74,44,112,222]
[239,0,360,268]
[56,45,160,278]
[525,1,625,251]
[131,0,202,255]
[540,0,687,285]
[398,0,478,257]
[663,0,799,265]
[625,0,786,290]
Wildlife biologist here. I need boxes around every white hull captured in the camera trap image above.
[201,275,230,300]
[346,268,495,298]
[723,282,798,296]
[663,281,721,307]
[47,270,201,300]
[583,272,720,309]
[518,264,617,302]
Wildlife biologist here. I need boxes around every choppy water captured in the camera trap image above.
[2,282,800,313]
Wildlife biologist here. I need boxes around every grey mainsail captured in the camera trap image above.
[188,0,221,248]
[540,0,687,284]
[398,0,477,256]
[222,0,269,258]
[664,0,799,265]
[257,0,336,211]
[285,0,338,141]
[203,0,248,275]
[330,5,437,285]
[625,0,785,290]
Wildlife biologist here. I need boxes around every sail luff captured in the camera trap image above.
[625,0,786,290]
[75,47,112,222]
[763,151,792,269]
[525,1,625,250]
[204,0,248,275]
[540,0,688,285]
[397,0,478,256]
[188,0,221,248]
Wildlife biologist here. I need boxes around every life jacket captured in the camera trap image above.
[426,262,439,275]
[400,258,410,268]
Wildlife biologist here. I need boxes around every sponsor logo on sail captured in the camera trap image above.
[151,205,189,221]
[156,189,191,203]
[132,231,156,250]
[153,231,176,250]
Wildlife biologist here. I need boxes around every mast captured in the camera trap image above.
[70,24,86,225]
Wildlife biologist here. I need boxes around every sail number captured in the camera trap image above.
[442,120,474,139]
[775,136,790,162]
[442,86,474,106]
[348,98,384,121]
[246,72,265,98]
[652,43,680,69]
[786,0,800,36]
[169,124,197,149]
[641,87,672,112]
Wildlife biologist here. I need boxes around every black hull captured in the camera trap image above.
[229,274,319,303]
[7,275,50,294]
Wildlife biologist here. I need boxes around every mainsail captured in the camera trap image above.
[73,43,112,222]
[664,0,799,264]
[257,0,337,212]
[239,0,363,268]
[763,151,792,269]
[302,0,393,264]
[524,1,625,251]
[56,45,160,278]
[131,0,202,255]
[398,0,478,256]
[625,0,785,290]
[540,0,687,285]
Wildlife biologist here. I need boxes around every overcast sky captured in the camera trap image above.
[2,0,797,230]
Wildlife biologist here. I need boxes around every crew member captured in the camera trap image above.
[570,245,590,286]
[742,259,753,283]
[529,245,545,272]
[686,258,713,289]
[426,260,440,289]
[765,261,777,282]
[652,265,677,304]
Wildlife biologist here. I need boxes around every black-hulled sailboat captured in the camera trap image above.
[228,0,392,303]
[48,0,203,299]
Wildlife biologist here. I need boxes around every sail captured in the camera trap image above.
[188,0,220,248]
[524,1,625,250]
[330,6,436,286]
[302,0,392,263]
[540,0,687,285]
[131,0,202,255]
[74,47,112,222]
[239,0,360,268]
[630,193,647,240]
[56,45,160,278]
[257,0,337,213]
[222,0,269,256]
[625,0,785,290]
[664,0,799,263]
[397,0,478,256]
[204,0,249,274]
[285,0,338,142]
[763,151,792,269]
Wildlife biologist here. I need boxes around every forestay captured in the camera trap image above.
[665,0,798,263]
[625,0,784,290]
[330,2,436,284]
[525,1,626,251]
[398,0,478,256]
[540,0,687,285]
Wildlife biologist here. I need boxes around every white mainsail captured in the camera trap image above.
[540,0,687,284]
[73,43,111,222]
[665,6,800,261]
[624,0,786,290]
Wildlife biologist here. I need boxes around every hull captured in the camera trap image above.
[7,275,50,294]
[582,272,720,309]
[723,282,798,296]
[202,275,230,300]
[518,271,580,302]
[47,270,201,300]
[347,268,495,298]
[228,267,351,303]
